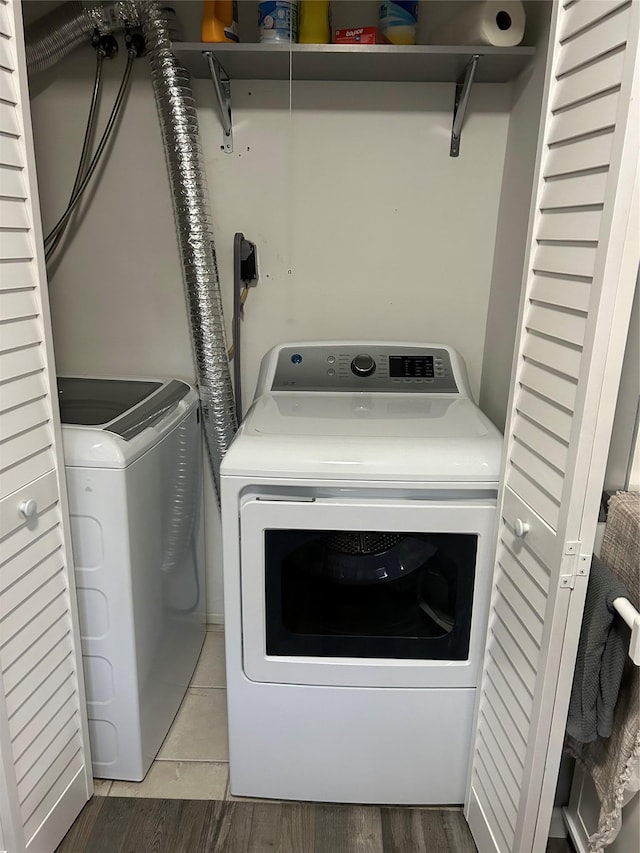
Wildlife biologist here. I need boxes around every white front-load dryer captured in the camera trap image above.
[221,343,503,805]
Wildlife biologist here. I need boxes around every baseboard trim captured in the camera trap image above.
[563,806,589,853]
[549,806,568,838]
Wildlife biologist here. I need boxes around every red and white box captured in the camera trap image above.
[334,27,390,45]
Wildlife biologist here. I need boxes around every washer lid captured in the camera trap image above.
[59,378,198,468]
[58,378,190,436]
[222,392,503,482]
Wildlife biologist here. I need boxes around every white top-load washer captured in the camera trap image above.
[59,377,205,781]
[221,343,503,805]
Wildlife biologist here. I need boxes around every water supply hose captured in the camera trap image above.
[26,1,237,500]
[45,48,135,253]
[45,48,105,262]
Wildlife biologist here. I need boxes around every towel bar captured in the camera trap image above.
[613,597,640,666]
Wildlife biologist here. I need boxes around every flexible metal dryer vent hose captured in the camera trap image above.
[25,1,237,501]
[25,1,94,75]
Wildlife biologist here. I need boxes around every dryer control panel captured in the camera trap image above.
[270,345,459,393]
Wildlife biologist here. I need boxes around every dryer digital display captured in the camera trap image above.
[389,355,435,378]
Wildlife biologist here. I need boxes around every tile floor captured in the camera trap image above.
[94,624,232,800]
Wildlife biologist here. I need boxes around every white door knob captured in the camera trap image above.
[514,518,529,538]
[19,499,38,519]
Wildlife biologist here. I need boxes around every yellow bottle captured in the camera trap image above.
[298,1,330,44]
[201,0,239,43]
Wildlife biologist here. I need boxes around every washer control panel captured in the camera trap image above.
[271,346,458,393]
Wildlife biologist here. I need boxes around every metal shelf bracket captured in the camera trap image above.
[204,51,233,154]
[450,54,481,157]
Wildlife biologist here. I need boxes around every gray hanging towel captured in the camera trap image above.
[566,554,631,743]
[565,491,639,851]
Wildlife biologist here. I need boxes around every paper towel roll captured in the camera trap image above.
[430,0,526,48]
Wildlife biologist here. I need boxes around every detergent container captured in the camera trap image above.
[259,1,298,42]
[299,1,331,44]
[378,1,418,45]
[201,0,239,42]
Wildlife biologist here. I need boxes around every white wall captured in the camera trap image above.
[30,15,512,619]
[479,0,551,432]
[199,77,510,411]
[31,60,192,381]
[31,62,512,398]
[605,276,640,491]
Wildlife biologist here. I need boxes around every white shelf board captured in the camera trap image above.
[173,42,536,83]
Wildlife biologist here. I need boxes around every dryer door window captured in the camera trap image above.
[265,529,476,660]
[239,495,496,688]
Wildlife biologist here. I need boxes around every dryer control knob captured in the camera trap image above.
[351,354,376,377]
[514,518,530,538]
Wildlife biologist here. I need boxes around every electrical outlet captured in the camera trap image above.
[240,240,258,284]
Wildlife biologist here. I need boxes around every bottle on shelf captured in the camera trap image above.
[258,1,299,42]
[378,1,418,45]
[201,0,239,43]
[299,1,331,44]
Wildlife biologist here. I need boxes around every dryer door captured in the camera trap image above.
[239,493,496,689]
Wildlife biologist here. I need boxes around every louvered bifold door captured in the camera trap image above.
[465,2,640,852]
[0,2,91,851]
